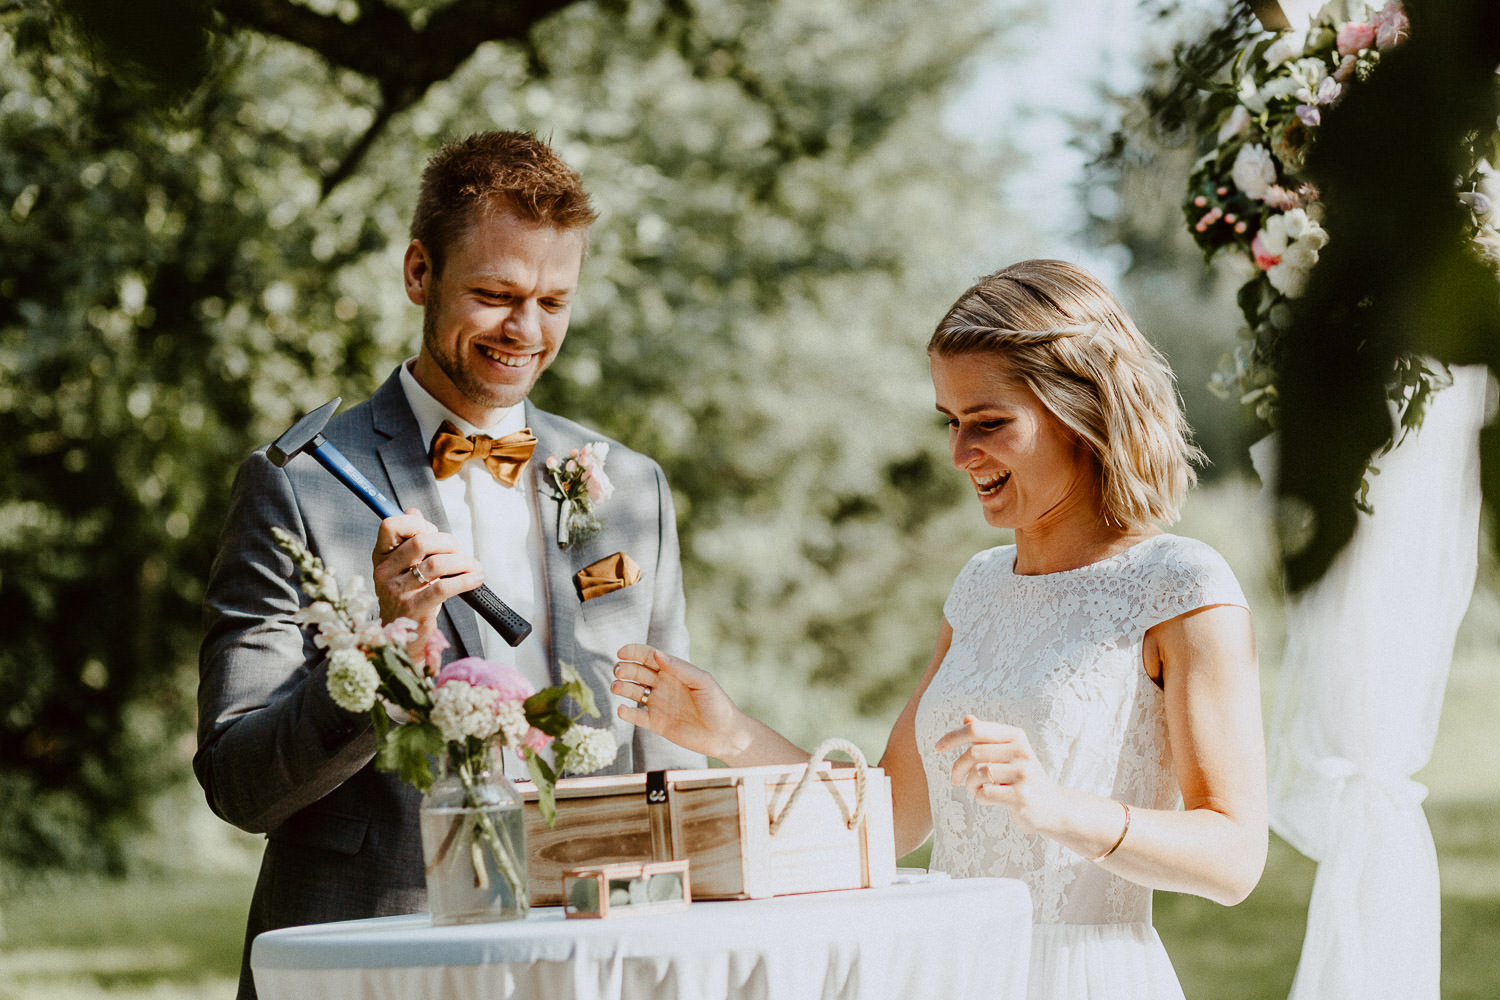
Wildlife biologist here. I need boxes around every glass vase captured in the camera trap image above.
[419,738,529,925]
[557,500,602,548]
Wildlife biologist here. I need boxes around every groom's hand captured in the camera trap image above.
[372,508,484,654]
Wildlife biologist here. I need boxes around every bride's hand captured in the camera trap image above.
[936,715,1066,835]
[612,644,751,761]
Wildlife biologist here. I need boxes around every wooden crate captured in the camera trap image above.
[520,763,896,905]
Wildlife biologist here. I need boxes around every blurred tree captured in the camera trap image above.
[1,0,1007,873]
[1105,0,1500,588]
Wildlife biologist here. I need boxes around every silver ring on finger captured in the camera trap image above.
[410,565,430,586]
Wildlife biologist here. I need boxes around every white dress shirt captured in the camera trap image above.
[398,362,555,748]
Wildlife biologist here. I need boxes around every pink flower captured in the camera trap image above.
[522,726,553,753]
[585,464,613,503]
[1336,22,1376,56]
[1263,185,1303,211]
[1296,104,1321,127]
[383,616,419,646]
[435,657,535,702]
[1251,231,1282,271]
[1373,3,1409,50]
[422,629,450,675]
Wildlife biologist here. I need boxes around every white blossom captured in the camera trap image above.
[1218,105,1252,144]
[343,576,377,626]
[294,600,343,628]
[1232,144,1278,201]
[1473,229,1500,269]
[1237,72,1268,114]
[494,700,530,747]
[1259,209,1330,297]
[431,681,499,743]
[1263,29,1309,69]
[1461,161,1500,228]
[560,725,618,774]
[327,648,379,713]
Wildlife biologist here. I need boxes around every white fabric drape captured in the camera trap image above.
[1253,364,1488,1000]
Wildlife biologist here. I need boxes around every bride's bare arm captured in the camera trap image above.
[612,644,808,767]
[1113,603,1267,904]
[938,603,1266,906]
[878,621,950,858]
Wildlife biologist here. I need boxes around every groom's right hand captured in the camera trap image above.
[372,508,484,654]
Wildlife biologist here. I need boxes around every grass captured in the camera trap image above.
[1162,798,1500,1000]
[0,871,255,1000]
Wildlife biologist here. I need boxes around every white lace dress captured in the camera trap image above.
[914,533,1248,1000]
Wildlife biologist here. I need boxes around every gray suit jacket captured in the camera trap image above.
[195,369,702,998]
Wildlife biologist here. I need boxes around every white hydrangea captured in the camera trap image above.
[1232,144,1278,201]
[327,648,379,713]
[560,725,618,775]
[1259,209,1330,297]
[494,699,529,747]
[430,681,499,743]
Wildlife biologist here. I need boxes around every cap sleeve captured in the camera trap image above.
[1137,535,1249,631]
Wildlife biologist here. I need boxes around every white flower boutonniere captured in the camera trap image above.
[546,442,614,548]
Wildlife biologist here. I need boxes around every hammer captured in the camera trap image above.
[268,397,533,647]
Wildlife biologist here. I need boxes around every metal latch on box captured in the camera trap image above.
[646,769,674,861]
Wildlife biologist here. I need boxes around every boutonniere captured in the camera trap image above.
[546,442,614,548]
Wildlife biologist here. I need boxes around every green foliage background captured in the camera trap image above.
[0,0,1013,874]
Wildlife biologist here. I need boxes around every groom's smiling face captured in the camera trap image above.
[931,352,1098,534]
[405,206,587,427]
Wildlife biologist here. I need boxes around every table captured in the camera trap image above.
[252,875,1032,1000]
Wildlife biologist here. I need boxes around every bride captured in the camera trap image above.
[612,259,1266,1000]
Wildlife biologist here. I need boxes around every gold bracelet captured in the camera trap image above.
[1090,802,1131,863]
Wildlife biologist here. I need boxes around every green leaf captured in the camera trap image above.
[374,645,429,714]
[371,704,391,744]
[559,661,599,718]
[375,721,443,793]
[524,748,559,826]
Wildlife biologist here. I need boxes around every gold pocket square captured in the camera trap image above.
[574,552,642,602]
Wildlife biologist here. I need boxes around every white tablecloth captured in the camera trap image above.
[252,876,1032,1000]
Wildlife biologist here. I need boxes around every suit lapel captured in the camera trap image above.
[527,403,576,685]
[369,371,484,660]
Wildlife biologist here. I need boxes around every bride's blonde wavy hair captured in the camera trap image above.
[928,259,1202,529]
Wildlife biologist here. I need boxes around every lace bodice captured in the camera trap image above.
[915,533,1247,925]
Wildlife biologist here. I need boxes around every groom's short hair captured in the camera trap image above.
[410,130,598,275]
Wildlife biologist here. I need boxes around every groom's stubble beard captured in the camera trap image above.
[420,278,557,414]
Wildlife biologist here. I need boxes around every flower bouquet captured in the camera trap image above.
[546,442,614,548]
[273,527,618,923]
[1183,0,1499,448]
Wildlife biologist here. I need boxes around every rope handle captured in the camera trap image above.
[768,737,869,835]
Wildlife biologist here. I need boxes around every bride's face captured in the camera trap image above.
[931,352,1099,533]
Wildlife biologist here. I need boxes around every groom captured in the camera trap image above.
[195,130,703,1000]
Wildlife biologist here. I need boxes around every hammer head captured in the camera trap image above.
[267,397,342,467]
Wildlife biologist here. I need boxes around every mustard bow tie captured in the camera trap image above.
[429,421,538,486]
